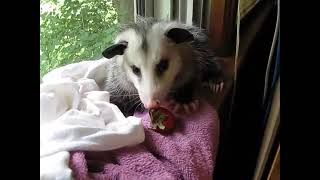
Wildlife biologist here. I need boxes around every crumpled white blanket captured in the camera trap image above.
[40,58,145,180]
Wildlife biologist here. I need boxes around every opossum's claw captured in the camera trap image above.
[205,81,224,93]
[164,99,199,114]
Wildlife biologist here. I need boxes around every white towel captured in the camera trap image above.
[40,151,73,180]
[40,59,145,180]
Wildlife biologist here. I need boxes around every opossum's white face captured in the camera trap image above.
[120,28,183,108]
[102,22,194,109]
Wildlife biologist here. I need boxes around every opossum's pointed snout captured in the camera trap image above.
[143,99,160,109]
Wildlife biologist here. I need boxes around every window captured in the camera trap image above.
[40,0,214,77]
[40,0,127,77]
[135,0,211,29]
[40,0,261,77]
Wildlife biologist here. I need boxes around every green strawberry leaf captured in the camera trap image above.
[151,110,159,119]
[151,123,157,129]
[154,110,161,118]
[158,114,167,122]
[157,122,166,130]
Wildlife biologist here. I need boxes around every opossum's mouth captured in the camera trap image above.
[139,95,172,110]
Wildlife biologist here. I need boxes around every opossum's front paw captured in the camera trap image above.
[203,80,224,93]
[165,99,199,114]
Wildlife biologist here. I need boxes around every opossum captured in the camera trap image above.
[101,16,224,116]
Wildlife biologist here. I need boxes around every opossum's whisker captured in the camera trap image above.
[127,98,142,112]
[127,96,140,104]
[134,102,144,113]
[126,96,140,104]
[111,94,139,97]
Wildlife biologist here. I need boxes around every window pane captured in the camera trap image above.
[40,0,121,77]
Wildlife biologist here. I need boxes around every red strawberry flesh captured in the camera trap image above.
[149,107,175,133]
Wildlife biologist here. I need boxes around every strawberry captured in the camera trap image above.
[149,107,175,133]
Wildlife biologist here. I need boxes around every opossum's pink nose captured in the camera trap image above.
[144,100,160,109]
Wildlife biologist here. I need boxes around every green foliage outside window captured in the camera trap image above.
[40,0,119,77]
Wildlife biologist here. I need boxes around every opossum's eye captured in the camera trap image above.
[131,65,141,76]
[156,59,169,76]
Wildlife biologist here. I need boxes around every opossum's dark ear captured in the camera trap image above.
[165,28,194,44]
[102,41,128,59]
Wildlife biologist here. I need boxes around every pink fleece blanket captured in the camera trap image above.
[69,101,219,180]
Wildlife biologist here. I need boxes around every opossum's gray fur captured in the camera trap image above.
[102,16,223,116]
[103,54,140,115]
